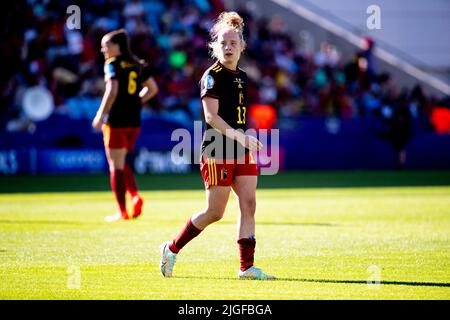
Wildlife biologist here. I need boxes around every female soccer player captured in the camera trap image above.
[92,29,158,222]
[160,12,275,280]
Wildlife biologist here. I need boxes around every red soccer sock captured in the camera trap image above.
[169,219,202,253]
[124,164,138,197]
[238,238,256,271]
[110,169,127,215]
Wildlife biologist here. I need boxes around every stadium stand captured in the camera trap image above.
[0,0,449,173]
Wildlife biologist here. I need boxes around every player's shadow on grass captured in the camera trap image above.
[218,221,336,227]
[283,278,450,288]
[178,276,450,288]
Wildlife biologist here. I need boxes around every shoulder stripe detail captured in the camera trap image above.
[212,65,222,73]
[105,57,116,64]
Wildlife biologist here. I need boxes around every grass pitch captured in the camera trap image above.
[0,171,449,299]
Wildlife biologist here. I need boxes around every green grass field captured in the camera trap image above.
[1,171,449,299]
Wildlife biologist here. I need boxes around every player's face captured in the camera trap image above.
[217,29,243,68]
[101,37,120,59]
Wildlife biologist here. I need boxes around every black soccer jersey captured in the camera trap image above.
[200,61,249,159]
[103,55,154,128]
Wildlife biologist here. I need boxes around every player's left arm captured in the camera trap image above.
[92,79,118,131]
[139,77,158,105]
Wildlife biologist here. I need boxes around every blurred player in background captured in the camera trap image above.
[160,12,275,280]
[92,29,158,222]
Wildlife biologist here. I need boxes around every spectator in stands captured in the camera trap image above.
[390,94,413,169]
[0,0,441,137]
[359,36,376,82]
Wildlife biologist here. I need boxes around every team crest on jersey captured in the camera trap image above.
[234,78,244,89]
[205,75,215,90]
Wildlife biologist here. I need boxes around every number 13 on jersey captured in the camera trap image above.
[237,106,246,124]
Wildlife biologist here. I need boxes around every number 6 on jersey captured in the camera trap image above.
[128,71,137,94]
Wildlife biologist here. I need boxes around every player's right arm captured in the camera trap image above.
[92,78,118,131]
[202,96,262,151]
[92,59,120,131]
